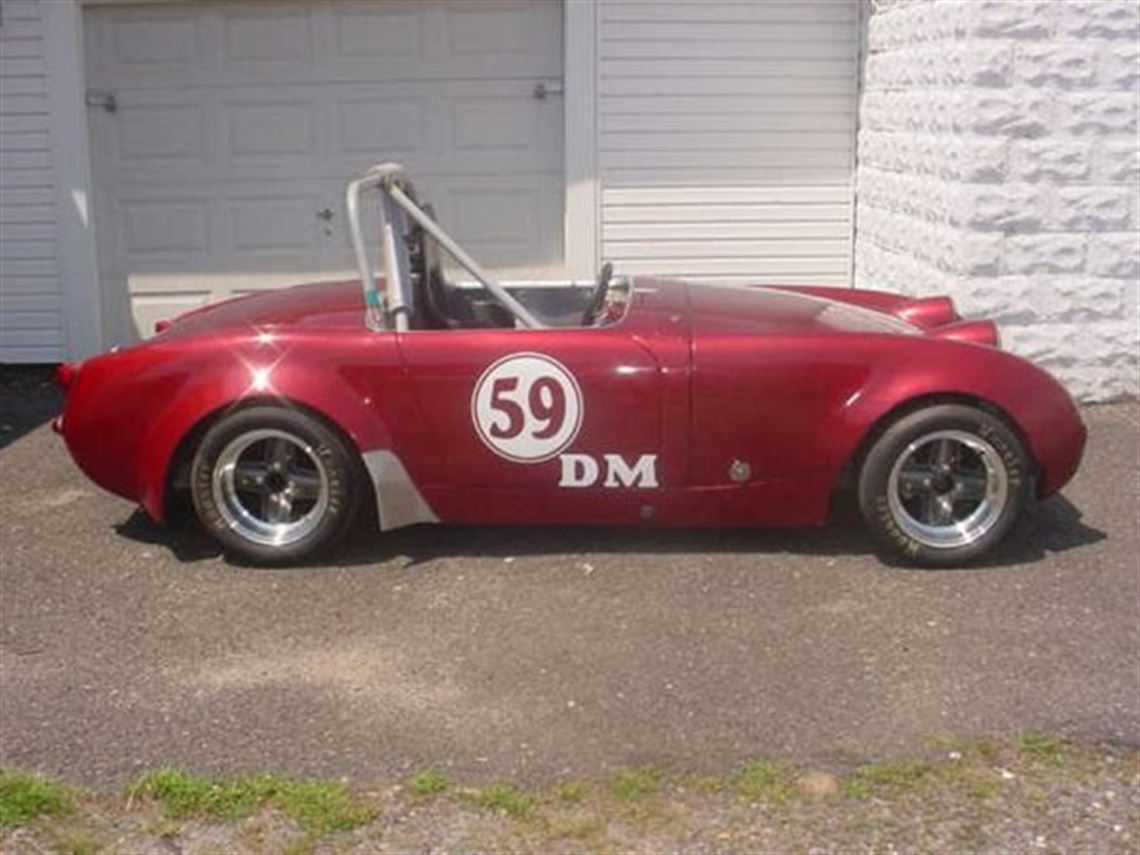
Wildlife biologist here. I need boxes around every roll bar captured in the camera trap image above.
[345,162,544,331]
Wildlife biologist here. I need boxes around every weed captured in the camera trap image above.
[554,779,588,804]
[965,775,1003,800]
[608,766,664,801]
[842,760,937,799]
[45,829,103,855]
[128,769,375,831]
[281,834,319,855]
[1018,731,1071,765]
[465,783,534,818]
[0,769,73,826]
[923,753,1006,801]
[927,734,1003,762]
[273,779,377,832]
[141,819,182,839]
[547,816,606,842]
[733,761,795,805]
[686,775,725,794]
[129,769,270,821]
[407,770,451,797]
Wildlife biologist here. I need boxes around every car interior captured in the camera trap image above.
[402,205,627,331]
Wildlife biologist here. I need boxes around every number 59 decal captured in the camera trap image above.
[471,353,584,463]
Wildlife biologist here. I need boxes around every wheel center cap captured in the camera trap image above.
[265,471,288,492]
[931,472,955,495]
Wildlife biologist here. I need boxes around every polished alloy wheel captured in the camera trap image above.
[886,429,1008,549]
[211,428,329,547]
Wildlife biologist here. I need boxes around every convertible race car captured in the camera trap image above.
[56,163,1086,566]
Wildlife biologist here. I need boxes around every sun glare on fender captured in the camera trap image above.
[249,366,274,393]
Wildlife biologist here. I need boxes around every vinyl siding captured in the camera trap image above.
[0,0,64,361]
[598,0,860,284]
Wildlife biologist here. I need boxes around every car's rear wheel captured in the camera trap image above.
[190,406,362,564]
[857,404,1031,566]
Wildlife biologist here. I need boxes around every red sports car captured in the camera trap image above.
[56,164,1086,567]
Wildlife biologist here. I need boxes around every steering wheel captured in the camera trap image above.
[581,261,614,326]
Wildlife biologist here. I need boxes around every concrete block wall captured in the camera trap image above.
[854,0,1140,401]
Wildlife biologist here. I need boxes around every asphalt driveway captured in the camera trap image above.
[1,391,1136,786]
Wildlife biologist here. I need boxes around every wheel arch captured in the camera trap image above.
[833,391,1037,500]
[161,395,375,517]
[141,382,392,523]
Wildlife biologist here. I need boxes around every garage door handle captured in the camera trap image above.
[533,80,563,99]
[316,208,335,221]
[86,90,118,113]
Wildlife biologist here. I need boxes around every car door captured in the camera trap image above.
[397,326,670,524]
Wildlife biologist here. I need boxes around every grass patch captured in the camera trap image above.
[608,765,664,801]
[281,835,319,855]
[3,732,1113,853]
[733,761,795,805]
[927,733,1003,762]
[464,783,534,818]
[553,779,588,804]
[272,779,376,832]
[128,769,375,832]
[46,828,104,855]
[129,768,271,821]
[842,759,938,800]
[406,769,451,797]
[686,775,725,794]
[0,769,73,826]
[963,774,1003,800]
[1018,730,1071,765]
[141,819,182,839]
[547,816,606,842]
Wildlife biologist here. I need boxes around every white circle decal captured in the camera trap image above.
[472,353,583,463]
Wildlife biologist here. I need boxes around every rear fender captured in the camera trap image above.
[138,363,393,521]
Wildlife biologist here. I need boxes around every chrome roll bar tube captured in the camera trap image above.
[345,161,543,331]
[345,163,401,331]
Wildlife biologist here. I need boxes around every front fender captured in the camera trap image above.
[836,338,1085,496]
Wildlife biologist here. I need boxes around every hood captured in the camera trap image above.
[688,284,920,337]
[155,280,368,340]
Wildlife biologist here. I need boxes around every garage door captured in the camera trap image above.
[84,0,564,341]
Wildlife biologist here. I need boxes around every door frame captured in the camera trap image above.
[43,0,102,360]
[563,0,599,278]
[57,0,600,358]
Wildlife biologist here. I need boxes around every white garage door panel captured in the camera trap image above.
[111,173,563,286]
[602,1,856,24]
[88,2,561,87]
[106,81,560,181]
[599,0,858,286]
[86,0,564,343]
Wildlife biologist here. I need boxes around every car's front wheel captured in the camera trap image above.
[857,403,1032,566]
[190,406,362,564]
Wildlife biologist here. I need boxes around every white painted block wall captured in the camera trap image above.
[855,0,1140,401]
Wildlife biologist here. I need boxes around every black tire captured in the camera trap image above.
[190,405,363,564]
[857,403,1032,567]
